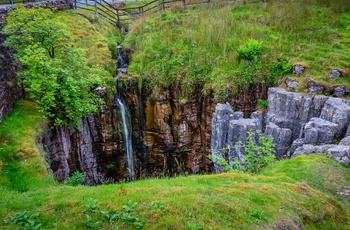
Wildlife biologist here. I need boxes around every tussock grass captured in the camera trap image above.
[0,101,54,192]
[55,10,119,71]
[125,0,350,95]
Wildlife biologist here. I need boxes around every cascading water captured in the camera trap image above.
[115,44,134,181]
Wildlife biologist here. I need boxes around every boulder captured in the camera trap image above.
[320,98,350,138]
[250,111,264,131]
[346,125,350,137]
[328,145,350,165]
[264,123,292,157]
[286,79,299,91]
[266,88,328,140]
[339,136,350,146]
[233,111,244,120]
[308,85,325,95]
[303,117,338,144]
[291,144,335,158]
[289,138,306,157]
[293,64,305,77]
[329,69,342,80]
[333,86,346,97]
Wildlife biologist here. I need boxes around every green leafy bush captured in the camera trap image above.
[237,39,262,62]
[64,171,84,186]
[2,6,109,127]
[4,211,42,230]
[210,130,276,174]
[243,130,276,174]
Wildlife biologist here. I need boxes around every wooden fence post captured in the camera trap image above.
[162,0,165,10]
[182,0,186,9]
[116,9,120,29]
[94,0,99,19]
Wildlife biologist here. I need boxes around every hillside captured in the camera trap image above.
[1,1,350,229]
[0,100,349,229]
[125,0,350,99]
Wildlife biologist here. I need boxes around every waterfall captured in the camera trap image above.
[115,76,135,181]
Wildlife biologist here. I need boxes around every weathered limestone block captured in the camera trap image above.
[289,138,306,156]
[327,145,350,165]
[346,125,350,137]
[211,103,234,158]
[339,136,350,146]
[333,86,346,97]
[293,64,305,77]
[291,144,335,158]
[329,69,342,80]
[233,112,244,120]
[303,117,338,144]
[320,98,350,138]
[264,123,292,157]
[251,111,264,131]
[308,85,325,95]
[267,88,314,139]
[227,118,261,164]
[285,78,299,91]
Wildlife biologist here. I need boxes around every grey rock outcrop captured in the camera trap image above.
[345,125,350,137]
[292,144,335,158]
[264,123,292,157]
[211,104,261,172]
[319,97,350,138]
[327,145,350,165]
[303,118,338,144]
[308,85,325,95]
[339,136,350,146]
[43,117,106,185]
[293,64,305,77]
[266,88,328,140]
[329,69,342,80]
[333,86,346,97]
[289,138,306,156]
[285,79,299,91]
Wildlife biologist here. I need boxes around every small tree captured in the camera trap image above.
[2,6,109,127]
[243,130,276,174]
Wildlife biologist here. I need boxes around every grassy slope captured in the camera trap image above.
[0,102,349,229]
[125,0,350,96]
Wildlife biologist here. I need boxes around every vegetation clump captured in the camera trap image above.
[2,7,116,127]
[125,0,350,96]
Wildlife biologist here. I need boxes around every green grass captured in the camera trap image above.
[54,10,119,71]
[0,100,55,192]
[0,101,349,229]
[124,0,350,97]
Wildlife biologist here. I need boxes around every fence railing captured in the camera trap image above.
[72,0,212,29]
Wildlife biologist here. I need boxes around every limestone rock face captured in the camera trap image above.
[319,97,350,138]
[303,118,338,144]
[211,104,262,172]
[339,136,350,146]
[292,144,335,158]
[266,88,328,140]
[264,123,292,157]
[328,145,350,165]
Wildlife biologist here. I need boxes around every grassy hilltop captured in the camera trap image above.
[125,0,350,98]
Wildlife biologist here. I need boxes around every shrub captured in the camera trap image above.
[64,171,83,186]
[243,130,276,174]
[4,211,42,230]
[210,130,276,174]
[237,39,262,62]
[2,6,108,127]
